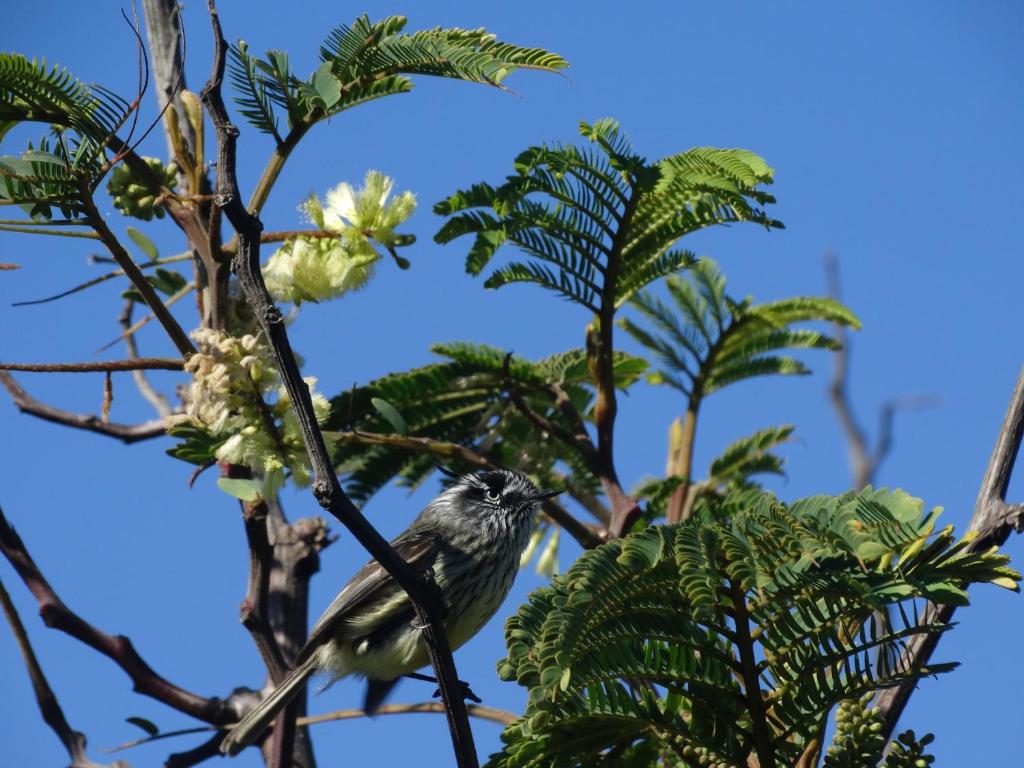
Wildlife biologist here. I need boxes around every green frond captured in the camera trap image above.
[228,42,282,140]
[708,425,794,485]
[0,52,129,140]
[319,14,566,91]
[624,258,857,410]
[436,121,779,319]
[0,54,131,218]
[491,487,1016,767]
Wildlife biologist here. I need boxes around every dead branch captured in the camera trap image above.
[1,371,166,443]
[874,365,1024,742]
[0,578,122,768]
[0,358,184,373]
[0,506,229,725]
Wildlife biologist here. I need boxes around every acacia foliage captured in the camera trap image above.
[490,488,1017,768]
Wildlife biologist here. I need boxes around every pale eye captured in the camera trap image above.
[485,489,501,503]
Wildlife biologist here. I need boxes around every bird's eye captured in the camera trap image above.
[485,489,501,502]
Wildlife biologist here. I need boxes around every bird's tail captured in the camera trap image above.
[220,655,319,756]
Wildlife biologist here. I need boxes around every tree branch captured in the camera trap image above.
[141,0,196,161]
[200,6,478,765]
[233,472,289,685]
[331,430,491,468]
[119,299,174,418]
[0,578,121,768]
[0,506,230,724]
[165,732,225,768]
[501,353,601,468]
[107,702,518,756]
[0,358,184,373]
[1,371,167,443]
[589,186,641,537]
[873,364,1024,742]
[79,182,196,358]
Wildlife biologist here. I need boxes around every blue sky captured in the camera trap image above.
[1,1,1022,765]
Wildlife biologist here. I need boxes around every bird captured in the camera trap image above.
[220,468,560,755]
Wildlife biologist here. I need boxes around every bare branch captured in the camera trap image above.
[1,371,166,443]
[107,701,517,756]
[0,506,230,724]
[97,280,196,353]
[0,578,121,768]
[165,732,225,768]
[874,364,1024,742]
[825,253,939,489]
[501,352,601,468]
[301,701,517,728]
[0,358,184,373]
[233,468,289,685]
[330,430,492,469]
[12,252,192,308]
[141,0,196,160]
[120,299,174,418]
[79,182,196,358]
[200,4,479,763]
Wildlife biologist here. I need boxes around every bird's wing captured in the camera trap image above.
[296,529,438,665]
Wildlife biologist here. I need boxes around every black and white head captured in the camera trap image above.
[425,468,561,538]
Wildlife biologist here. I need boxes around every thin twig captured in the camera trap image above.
[0,578,117,768]
[96,280,196,353]
[165,732,225,768]
[874,365,1024,743]
[12,252,192,308]
[1,371,167,443]
[107,701,517,755]
[0,358,184,373]
[0,507,229,724]
[119,299,174,418]
[825,253,939,490]
[501,353,601,468]
[0,224,100,239]
[330,430,492,469]
[200,4,478,766]
[79,183,195,357]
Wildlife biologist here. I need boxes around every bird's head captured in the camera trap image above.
[426,468,562,533]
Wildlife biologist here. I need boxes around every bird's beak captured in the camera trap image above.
[529,488,563,503]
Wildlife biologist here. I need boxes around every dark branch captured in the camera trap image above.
[0,358,184,373]
[232,467,289,685]
[79,182,196,358]
[164,732,225,768]
[874,364,1024,742]
[0,578,118,768]
[1,372,166,443]
[200,4,478,765]
[501,353,601,469]
[0,506,229,725]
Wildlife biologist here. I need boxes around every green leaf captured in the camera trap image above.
[306,62,342,110]
[216,478,263,502]
[370,397,409,436]
[125,716,159,737]
[125,226,158,260]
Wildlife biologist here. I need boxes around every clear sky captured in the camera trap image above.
[1,1,1022,766]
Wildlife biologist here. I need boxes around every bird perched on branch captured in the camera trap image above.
[220,468,560,755]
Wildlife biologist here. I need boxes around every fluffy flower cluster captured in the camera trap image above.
[185,328,331,489]
[262,171,416,304]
